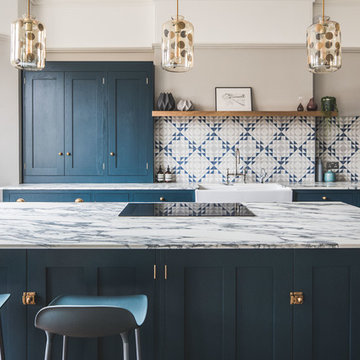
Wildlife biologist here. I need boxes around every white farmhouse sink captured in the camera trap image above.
[195,183,292,203]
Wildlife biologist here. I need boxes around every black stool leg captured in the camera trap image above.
[0,315,5,360]
[120,332,130,360]
[44,331,53,360]
[62,336,68,360]
[135,328,141,360]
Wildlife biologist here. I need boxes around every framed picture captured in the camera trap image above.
[215,87,253,111]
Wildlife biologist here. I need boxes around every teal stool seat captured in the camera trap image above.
[0,294,10,360]
[35,295,148,360]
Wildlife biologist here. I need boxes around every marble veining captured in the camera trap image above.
[282,181,359,190]
[0,202,359,249]
[1,183,199,191]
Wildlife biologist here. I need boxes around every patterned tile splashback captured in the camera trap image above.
[154,116,316,184]
[317,117,360,182]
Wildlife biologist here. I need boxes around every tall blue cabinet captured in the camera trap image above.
[23,62,154,183]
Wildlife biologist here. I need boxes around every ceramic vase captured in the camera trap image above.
[177,100,194,111]
[157,93,176,111]
[306,97,318,111]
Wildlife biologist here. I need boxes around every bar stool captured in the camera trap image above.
[34,295,148,360]
[0,294,10,360]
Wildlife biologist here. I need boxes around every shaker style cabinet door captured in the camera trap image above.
[107,71,153,181]
[293,249,360,360]
[0,251,27,360]
[26,250,156,360]
[64,72,105,176]
[163,250,293,360]
[23,72,65,177]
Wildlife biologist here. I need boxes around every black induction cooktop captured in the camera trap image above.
[119,203,255,217]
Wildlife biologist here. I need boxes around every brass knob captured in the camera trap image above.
[110,152,115,156]
[322,196,327,200]
[16,198,25,202]
[75,198,84,203]
[160,197,165,201]
[66,152,71,156]
[58,152,63,156]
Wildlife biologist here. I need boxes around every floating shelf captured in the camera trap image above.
[152,111,338,117]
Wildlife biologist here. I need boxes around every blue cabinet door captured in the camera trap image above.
[293,190,359,206]
[65,72,105,176]
[131,190,195,202]
[163,250,293,360]
[5,191,92,202]
[27,250,156,360]
[107,71,153,181]
[293,249,360,360]
[23,72,64,176]
[0,251,26,360]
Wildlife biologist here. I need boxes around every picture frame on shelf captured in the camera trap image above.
[215,87,253,111]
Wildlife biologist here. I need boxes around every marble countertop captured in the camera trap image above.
[0,202,359,249]
[284,182,359,190]
[2,182,358,191]
[1,183,199,191]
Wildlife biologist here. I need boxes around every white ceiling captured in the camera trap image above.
[31,0,315,5]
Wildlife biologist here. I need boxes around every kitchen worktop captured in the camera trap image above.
[2,182,358,191]
[0,202,359,249]
[1,183,199,190]
[285,182,359,190]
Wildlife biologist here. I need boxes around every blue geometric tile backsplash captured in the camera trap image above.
[154,116,316,183]
[317,117,360,182]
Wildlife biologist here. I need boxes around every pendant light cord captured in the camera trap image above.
[27,0,30,18]
[322,0,325,22]
[177,0,179,21]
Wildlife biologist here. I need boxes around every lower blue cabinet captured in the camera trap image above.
[293,189,360,207]
[0,251,26,360]
[163,249,292,360]
[2,190,195,203]
[27,250,156,360]
[2,249,360,360]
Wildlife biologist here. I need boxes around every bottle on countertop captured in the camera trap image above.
[165,166,172,183]
[316,158,323,183]
[157,166,165,183]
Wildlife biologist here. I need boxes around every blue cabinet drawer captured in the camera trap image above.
[132,190,195,203]
[293,190,359,207]
[4,191,92,202]
[94,192,129,202]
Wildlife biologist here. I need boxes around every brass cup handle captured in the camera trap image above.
[160,197,165,201]
[110,152,115,156]
[16,198,25,202]
[322,196,327,200]
[58,152,63,156]
[66,152,71,156]
[75,198,84,203]
[22,292,36,305]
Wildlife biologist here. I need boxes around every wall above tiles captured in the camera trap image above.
[26,0,360,48]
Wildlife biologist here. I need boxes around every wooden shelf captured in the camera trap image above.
[152,111,338,117]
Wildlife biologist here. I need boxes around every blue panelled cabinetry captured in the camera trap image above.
[23,62,154,183]
[2,249,360,360]
[2,190,195,202]
[293,189,360,207]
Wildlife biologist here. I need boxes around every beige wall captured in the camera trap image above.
[0,38,20,186]
[154,46,313,111]
[314,51,360,116]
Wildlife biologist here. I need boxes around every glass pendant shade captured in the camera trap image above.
[10,14,46,71]
[307,16,341,73]
[161,15,194,73]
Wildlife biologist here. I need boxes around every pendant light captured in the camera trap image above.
[10,0,46,71]
[161,0,194,72]
[306,0,341,73]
